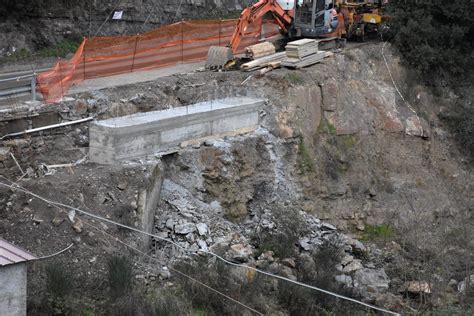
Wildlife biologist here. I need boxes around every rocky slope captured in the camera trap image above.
[0,0,249,57]
[0,42,472,314]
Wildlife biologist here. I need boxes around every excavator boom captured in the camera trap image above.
[205,0,294,70]
[229,0,293,53]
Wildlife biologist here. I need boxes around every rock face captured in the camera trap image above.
[0,0,250,58]
[354,268,390,299]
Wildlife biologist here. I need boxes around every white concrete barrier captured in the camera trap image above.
[89,97,265,164]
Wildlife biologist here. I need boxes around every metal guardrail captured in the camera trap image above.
[0,72,37,102]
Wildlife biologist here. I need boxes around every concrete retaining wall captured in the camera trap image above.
[89,97,265,164]
[136,163,163,249]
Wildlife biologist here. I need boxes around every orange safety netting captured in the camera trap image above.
[37,19,280,104]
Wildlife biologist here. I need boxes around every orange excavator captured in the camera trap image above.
[206,0,346,69]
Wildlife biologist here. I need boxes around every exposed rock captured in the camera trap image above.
[72,219,84,233]
[32,214,44,224]
[279,266,297,281]
[299,237,311,251]
[117,181,128,190]
[281,258,296,269]
[335,274,353,287]
[258,251,275,262]
[343,259,363,273]
[341,255,354,266]
[174,223,196,235]
[354,268,390,297]
[0,147,11,160]
[457,275,474,293]
[196,223,209,236]
[227,243,253,262]
[51,213,66,227]
[269,263,297,281]
[348,238,367,254]
[165,218,175,230]
[197,239,208,251]
[399,281,432,295]
[373,293,405,312]
[322,222,337,230]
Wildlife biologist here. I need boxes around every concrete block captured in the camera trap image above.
[89,97,265,164]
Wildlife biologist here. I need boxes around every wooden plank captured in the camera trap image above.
[241,52,287,71]
[285,39,319,59]
[245,42,276,59]
[282,51,333,69]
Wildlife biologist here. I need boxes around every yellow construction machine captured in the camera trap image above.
[341,0,387,42]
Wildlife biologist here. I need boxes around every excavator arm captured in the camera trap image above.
[206,0,294,69]
[229,0,294,53]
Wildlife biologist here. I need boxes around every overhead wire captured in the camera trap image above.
[381,38,424,137]
[0,174,263,316]
[0,177,400,316]
[81,219,264,315]
[94,0,125,37]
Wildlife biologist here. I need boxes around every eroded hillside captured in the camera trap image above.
[0,42,472,314]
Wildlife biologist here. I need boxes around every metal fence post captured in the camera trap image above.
[219,19,222,46]
[83,37,87,80]
[58,58,64,98]
[181,20,184,63]
[31,73,37,102]
[131,33,139,72]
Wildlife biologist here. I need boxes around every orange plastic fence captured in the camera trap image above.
[37,19,280,104]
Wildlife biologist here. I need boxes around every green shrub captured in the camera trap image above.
[107,255,133,299]
[361,224,395,242]
[387,1,473,81]
[45,263,73,315]
[145,291,191,316]
[439,103,474,162]
[278,239,367,315]
[254,207,309,258]
[285,72,304,85]
[37,39,80,58]
[298,137,315,173]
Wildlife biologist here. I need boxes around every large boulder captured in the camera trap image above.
[354,268,390,299]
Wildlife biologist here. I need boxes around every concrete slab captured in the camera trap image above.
[89,97,265,164]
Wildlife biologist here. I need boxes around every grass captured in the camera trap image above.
[0,39,81,64]
[361,224,395,242]
[285,72,305,85]
[37,39,80,58]
[317,118,337,135]
[107,255,133,299]
[341,135,356,147]
[298,137,314,173]
[327,122,337,135]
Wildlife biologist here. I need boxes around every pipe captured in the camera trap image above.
[1,117,94,140]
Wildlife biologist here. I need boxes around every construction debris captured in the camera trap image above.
[257,61,281,77]
[240,52,286,71]
[245,42,276,59]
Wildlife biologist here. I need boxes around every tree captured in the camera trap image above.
[387,0,474,81]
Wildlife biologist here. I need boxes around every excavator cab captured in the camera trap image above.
[293,0,329,38]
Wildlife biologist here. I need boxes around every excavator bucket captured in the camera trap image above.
[205,46,234,70]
